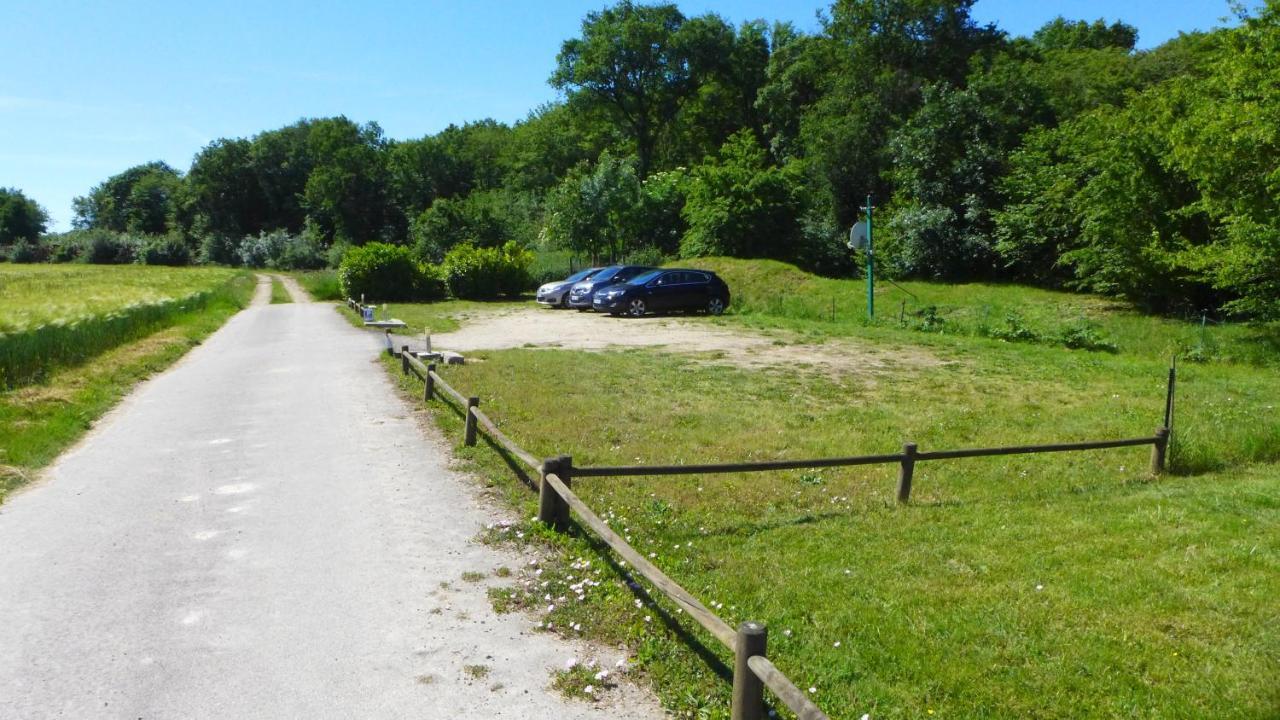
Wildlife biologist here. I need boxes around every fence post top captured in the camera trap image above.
[468,396,480,405]
[1155,427,1170,438]
[739,621,766,635]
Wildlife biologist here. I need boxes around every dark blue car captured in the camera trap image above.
[565,265,654,310]
[593,268,730,317]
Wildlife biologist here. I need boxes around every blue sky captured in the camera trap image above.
[1,1,1242,230]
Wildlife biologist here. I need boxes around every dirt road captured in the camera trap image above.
[0,287,659,718]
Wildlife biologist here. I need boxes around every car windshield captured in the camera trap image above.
[565,268,597,283]
[628,270,662,285]
[587,266,623,283]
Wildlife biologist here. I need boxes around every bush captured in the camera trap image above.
[278,233,327,270]
[238,229,287,269]
[138,234,192,266]
[441,241,533,299]
[338,242,443,302]
[198,232,241,266]
[6,239,48,263]
[84,230,138,264]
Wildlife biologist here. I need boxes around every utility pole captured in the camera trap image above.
[865,194,874,320]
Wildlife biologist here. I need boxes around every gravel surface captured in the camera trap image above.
[400,306,945,375]
[0,285,661,719]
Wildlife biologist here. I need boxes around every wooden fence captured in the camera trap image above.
[388,338,1175,720]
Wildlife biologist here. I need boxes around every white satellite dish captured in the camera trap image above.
[848,221,869,250]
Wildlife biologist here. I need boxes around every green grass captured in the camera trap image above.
[269,276,292,304]
[691,257,1280,366]
[293,269,342,301]
[1,272,255,502]
[339,299,524,335]
[0,265,243,387]
[382,310,1278,718]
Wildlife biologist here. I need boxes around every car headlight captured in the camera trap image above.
[606,290,624,299]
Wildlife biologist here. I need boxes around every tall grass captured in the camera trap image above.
[293,269,342,301]
[0,266,243,388]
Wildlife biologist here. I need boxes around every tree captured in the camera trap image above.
[681,130,803,259]
[551,1,693,177]
[542,153,643,263]
[303,117,391,245]
[73,161,182,234]
[0,188,49,245]
[1032,17,1138,51]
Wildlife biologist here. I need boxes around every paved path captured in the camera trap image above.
[0,285,659,719]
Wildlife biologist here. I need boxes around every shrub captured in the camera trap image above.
[198,232,241,266]
[138,234,192,266]
[238,229,287,269]
[441,241,533,299]
[1059,321,1119,353]
[84,230,138,264]
[7,239,48,263]
[338,242,442,302]
[278,233,327,270]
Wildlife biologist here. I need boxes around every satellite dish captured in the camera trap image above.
[848,221,869,250]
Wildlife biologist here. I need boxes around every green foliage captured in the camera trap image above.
[138,233,192,266]
[73,161,182,235]
[542,153,642,263]
[441,241,533,299]
[0,188,49,245]
[84,230,140,265]
[680,130,802,259]
[338,242,442,302]
[1031,17,1138,51]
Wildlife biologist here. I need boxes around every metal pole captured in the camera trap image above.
[865,194,874,320]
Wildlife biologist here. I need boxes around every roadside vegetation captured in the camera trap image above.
[269,277,292,304]
[0,267,254,502]
[384,325,1278,718]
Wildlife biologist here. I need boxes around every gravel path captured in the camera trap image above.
[0,288,660,718]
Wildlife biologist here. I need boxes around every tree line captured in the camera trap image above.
[2,0,1276,319]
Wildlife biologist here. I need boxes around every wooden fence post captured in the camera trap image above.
[401,345,410,374]
[539,455,572,531]
[897,442,918,504]
[424,364,436,401]
[731,622,768,720]
[1151,427,1170,474]
[465,397,480,446]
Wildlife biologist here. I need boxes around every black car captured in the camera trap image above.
[565,265,654,310]
[593,268,730,317]
[536,267,603,307]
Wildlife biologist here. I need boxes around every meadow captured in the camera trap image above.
[0,265,243,388]
[371,263,1279,719]
[0,266,253,501]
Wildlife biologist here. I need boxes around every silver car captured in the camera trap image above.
[536,267,603,308]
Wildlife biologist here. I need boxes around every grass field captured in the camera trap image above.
[0,265,243,388]
[695,257,1280,367]
[0,267,254,502]
[374,263,1278,719]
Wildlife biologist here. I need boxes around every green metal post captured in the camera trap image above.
[865,195,875,320]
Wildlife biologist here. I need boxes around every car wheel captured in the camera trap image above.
[706,296,726,315]
[627,298,647,317]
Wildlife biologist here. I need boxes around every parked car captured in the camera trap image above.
[594,268,730,317]
[565,265,654,310]
[536,267,603,307]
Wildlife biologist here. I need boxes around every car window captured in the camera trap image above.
[591,266,623,282]
[688,272,708,283]
[629,270,661,285]
[565,268,595,282]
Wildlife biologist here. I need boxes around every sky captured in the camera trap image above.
[1,1,1243,231]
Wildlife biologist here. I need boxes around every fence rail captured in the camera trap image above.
[379,333,1175,720]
